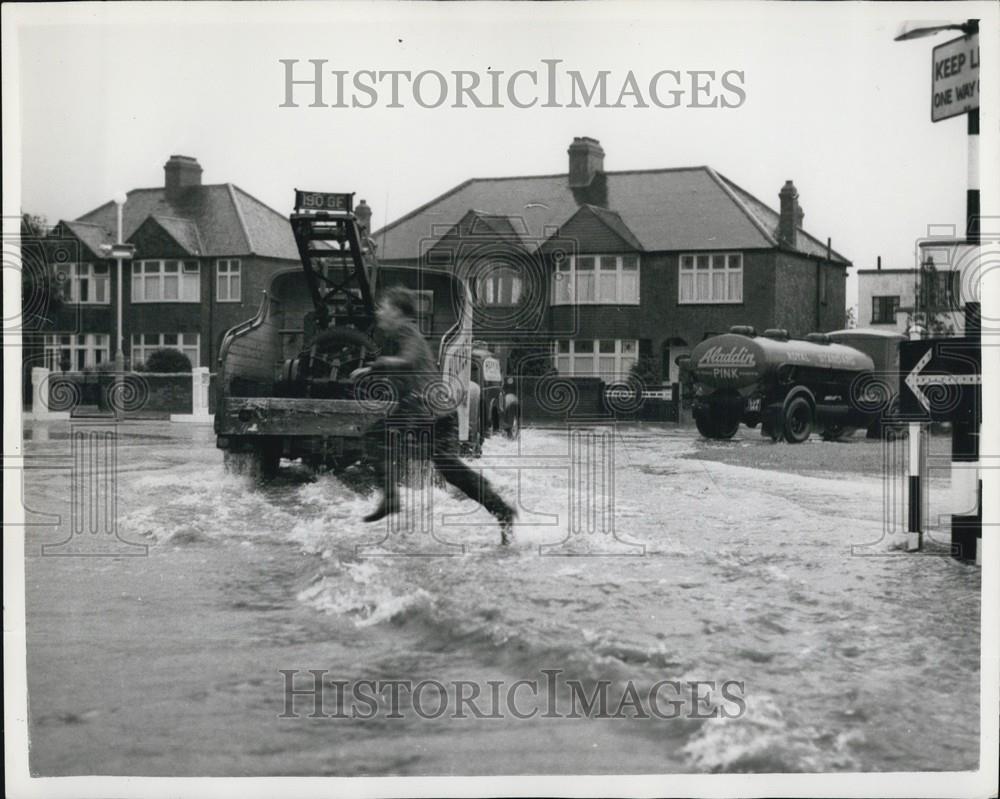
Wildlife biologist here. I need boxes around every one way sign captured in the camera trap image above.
[898,337,981,420]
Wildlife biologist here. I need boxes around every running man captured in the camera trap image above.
[352,287,517,544]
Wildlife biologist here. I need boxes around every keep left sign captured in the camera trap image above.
[932,33,979,122]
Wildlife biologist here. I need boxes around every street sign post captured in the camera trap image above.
[931,33,979,122]
[898,336,982,561]
[898,337,981,420]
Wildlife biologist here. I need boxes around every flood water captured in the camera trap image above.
[22,420,981,775]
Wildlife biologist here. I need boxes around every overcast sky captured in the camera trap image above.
[8,1,996,311]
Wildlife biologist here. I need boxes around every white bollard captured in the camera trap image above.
[30,367,71,421]
[170,367,214,424]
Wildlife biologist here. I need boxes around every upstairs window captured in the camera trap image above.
[679,253,742,304]
[216,259,241,302]
[871,295,900,324]
[132,260,200,303]
[55,263,109,304]
[551,255,640,305]
[476,264,523,306]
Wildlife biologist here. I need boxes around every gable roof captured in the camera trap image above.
[59,220,113,259]
[578,204,645,251]
[74,183,298,260]
[145,215,205,256]
[374,166,850,265]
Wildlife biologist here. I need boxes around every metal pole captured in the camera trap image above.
[906,325,924,552]
[115,199,124,370]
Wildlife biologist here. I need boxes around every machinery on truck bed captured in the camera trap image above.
[684,325,877,443]
[214,190,483,476]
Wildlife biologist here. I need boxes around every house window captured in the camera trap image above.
[216,259,241,302]
[553,339,638,380]
[132,260,200,302]
[679,253,742,304]
[43,333,110,371]
[476,264,523,306]
[131,333,200,368]
[551,255,640,305]
[54,263,110,304]
[871,295,900,324]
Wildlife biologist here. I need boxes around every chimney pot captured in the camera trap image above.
[164,155,203,199]
[568,137,605,188]
[778,180,800,248]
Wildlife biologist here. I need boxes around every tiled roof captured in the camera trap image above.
[149,215,205,256]
[578,205,645,251]
[374,167,850,265]
[75,183,298,260]
[59,220,113,259]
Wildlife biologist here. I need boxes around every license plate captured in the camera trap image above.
[295,190,353,213]
[746,397,762,413]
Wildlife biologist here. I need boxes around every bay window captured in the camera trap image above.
[131,333,200,368]
[132,260,201,302]
[43,333,110,371]
[551,254,640,305]
[55,263,110,304]
[553,339,638,380]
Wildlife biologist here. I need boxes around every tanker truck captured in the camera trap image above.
[684,326,876,443]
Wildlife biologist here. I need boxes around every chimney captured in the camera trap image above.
[164,155,202,199]
[778,180,800,248]
[355,199,372,237]
[568,137,605,188]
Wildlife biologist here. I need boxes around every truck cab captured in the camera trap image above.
[214,191,482,476]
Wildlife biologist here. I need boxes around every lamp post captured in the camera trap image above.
[112,192,129,370]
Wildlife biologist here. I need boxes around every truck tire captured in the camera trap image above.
[783,397,813,444]
[694,410,716,439]
[695,403,739,440]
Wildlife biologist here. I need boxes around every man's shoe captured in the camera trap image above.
[363,495,400,523]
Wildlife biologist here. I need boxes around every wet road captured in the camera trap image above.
[22,420,980,775]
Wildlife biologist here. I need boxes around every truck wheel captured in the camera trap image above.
[783,397,813,444]
[714,414,740,439]
[694,410,716,439]
[505,413,520,440]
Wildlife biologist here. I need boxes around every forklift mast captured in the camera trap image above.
[289,190,378,337]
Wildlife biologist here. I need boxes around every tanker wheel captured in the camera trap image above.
[713,414,740,440]
[694,410,716,439]
[783,397,813,444]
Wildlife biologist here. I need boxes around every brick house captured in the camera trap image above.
[35,155,299,373]
[373,137,850,383]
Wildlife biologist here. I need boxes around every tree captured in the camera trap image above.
[19,213,63,330]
